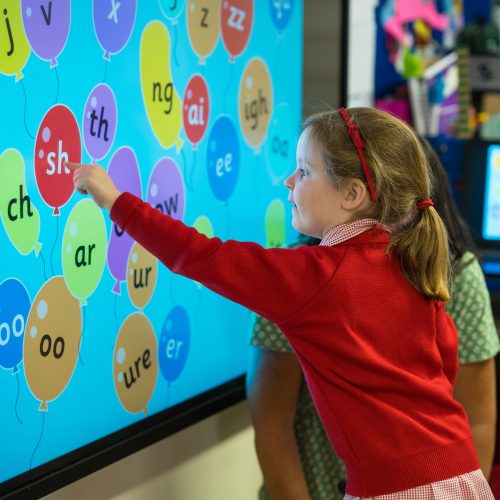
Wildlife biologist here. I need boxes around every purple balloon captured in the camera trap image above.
[22,0,71,68]
[147,158,185,222]
[83,84,117,162]
[107,147,142,294]
[93,0,137,61]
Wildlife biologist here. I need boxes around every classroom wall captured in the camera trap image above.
[42,2,343,499]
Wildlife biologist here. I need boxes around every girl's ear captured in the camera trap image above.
[341,179,369,211]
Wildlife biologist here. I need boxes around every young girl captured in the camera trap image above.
[68,107,494,499]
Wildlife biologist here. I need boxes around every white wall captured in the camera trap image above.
[43,402,261,500]
[42,2,344,498]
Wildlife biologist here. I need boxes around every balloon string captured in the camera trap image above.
[78,306,85,366]
[225,201,232,240]
[166,381,171,407]
[173,23,180,67]
[20,80,35,140]
[54,66,60,104]
[188,149,197,191]
[38,251,48,281]
[195,289,203,330]
[169,273,177,306]
[111,294,119,352]
[223,63,235,113]
[49,217,59,277]
[29,411,45,469]
[102,59,109,84]
[181,149,193,192]
[15,372,23,424]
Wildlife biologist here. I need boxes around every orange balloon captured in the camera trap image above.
[113,313,158,414]
[24,276,82,410]
[187,0,220,63]
[238,57,273,152]
[127,242,158,309]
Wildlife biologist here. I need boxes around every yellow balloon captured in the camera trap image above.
[140,21,183,151]
[238,57,273,152]
[187,0,220,63]
[0,0,30,80]
[24,277,82,411]
[127,242,158,310]
[114,313,158,414]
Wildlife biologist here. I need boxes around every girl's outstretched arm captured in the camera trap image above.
[66,162,341,325]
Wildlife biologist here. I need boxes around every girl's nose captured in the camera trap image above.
[284,172,294,190]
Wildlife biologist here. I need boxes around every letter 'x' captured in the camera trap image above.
[108,0,121,23]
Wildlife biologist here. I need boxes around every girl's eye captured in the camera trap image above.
[298,168,307,179]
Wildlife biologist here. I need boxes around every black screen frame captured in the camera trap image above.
[1,376,245,499]
[461,139,500,250]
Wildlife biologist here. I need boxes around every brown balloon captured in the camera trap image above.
[113,313,158,414]
[187,0,220,62]
[127,242,158,310]
[238,57,274,152]
[24,276,82,411]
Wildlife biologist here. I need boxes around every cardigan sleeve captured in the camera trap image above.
[110,193,343,325]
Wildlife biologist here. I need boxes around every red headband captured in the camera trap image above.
[417,199,434,211]
[338,107,377,201]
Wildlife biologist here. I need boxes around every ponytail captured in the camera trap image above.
[388,207,451,301]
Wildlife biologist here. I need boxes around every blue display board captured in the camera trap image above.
[483,145,500,240]
[0,0,302,489]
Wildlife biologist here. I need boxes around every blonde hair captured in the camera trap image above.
[304,107,450,301]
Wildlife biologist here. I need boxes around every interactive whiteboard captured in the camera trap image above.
[0,0,302,494]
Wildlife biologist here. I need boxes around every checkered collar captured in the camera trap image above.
[320,218,388,247]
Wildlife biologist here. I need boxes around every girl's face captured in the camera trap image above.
[285,129,347,238]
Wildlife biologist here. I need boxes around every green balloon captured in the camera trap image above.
[265,199,285,248]
[62,199,107,305]
[193,215,214,238]
[0,149,42,256]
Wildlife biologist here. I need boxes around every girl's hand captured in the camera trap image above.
[66,162,121,211]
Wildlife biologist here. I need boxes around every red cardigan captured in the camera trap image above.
[111,193,479,497]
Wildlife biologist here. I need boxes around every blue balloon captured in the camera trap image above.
[158,0,185,21]
[206,116,240,202]
[159,306,190,383]
[0,279,31,374]
[269,0,294,31]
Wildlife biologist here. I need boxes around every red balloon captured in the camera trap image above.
[183,75,210,148]
[35,105,81,215]
[221,0,254,62]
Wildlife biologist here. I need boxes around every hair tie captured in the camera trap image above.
[338,107,377,201]
[416,199,434,211]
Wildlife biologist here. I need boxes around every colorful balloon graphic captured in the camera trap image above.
[265,103,295,183]
[0,278,30,374]
[62,199,107,305]
[206,115,240,202]
[159,0,185,22]
[265,199,285,248]
[0,0,30,80]
[140,21,183,151]
[24,276,82,411]
[114,313,158,414]
[34,104,82,215]
[221,0,253,62]
[268,0,294,31]
[183,74,210,148]
[238,57,273,152]
[127,242,158,310]
[92,0,137,61]
[82,84,117,162]
[147,158,185,221]
[187,0,220,64]
[107,147,142,294]
[159,306,190,383]
[0,149,41,256]
[21,0,70,68]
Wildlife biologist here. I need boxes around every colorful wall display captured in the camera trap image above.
[0,0,302,487]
